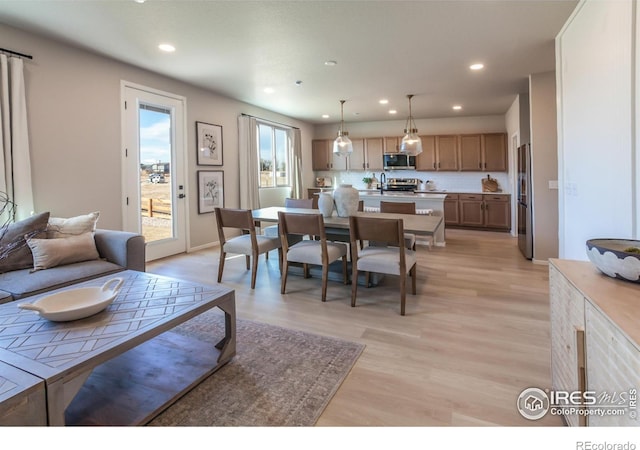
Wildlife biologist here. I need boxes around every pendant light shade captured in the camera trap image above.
[399,94,423,156]
[333,100,353,156]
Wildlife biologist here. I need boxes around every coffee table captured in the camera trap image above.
[0,270,236,426]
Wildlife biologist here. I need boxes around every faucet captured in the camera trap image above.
[379,172,386,195]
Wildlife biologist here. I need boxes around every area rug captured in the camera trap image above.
[148,310,364,426]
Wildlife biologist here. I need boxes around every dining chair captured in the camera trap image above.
[348,215,417,315]
[215,207,282,289]
[278,211,348,302]
[263,197,315,238]
[379,201,417,250]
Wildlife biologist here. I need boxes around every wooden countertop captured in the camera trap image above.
[549,258,640,348]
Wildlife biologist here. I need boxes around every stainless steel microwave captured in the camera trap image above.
[383,153,416,170]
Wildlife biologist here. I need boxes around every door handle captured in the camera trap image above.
[178,194,186,199]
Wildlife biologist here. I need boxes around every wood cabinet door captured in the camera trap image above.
[383,136,399,154]
[312,140,331,170]
[459,194,484,226]
[436,135,459,171]
[483,195,511,229]
[416,135,436,171]
[364,137,384,171]
[444,194,459,225]
[459,134,482,171]
[348,138,366,171]
[482,133,508,171]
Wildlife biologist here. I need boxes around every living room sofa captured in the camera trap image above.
[0,229,145,304]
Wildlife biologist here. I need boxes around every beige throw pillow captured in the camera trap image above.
[26,232,100,271]
[47,211,100,238]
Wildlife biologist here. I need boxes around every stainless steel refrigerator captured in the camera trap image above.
[517,143,533,259]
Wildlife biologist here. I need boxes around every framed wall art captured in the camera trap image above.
[198,170,224,214]
[196,121,223,166]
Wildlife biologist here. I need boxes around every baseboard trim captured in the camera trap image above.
[188,241,220,253]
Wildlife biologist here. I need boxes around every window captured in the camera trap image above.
[258,122,290,188]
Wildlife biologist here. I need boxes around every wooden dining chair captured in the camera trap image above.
[349,215,417,315]
[379,201,417,250]
[215,207,282,289]
[278,211,348,302]
[263,197,315,238]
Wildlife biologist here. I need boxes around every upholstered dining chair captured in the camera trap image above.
[278,211,348,302]
[379,201,417,250]
[263,197,315,238]
[348,215,417,316]
[214,207,282,289]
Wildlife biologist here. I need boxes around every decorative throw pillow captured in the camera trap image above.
[47,211,100,238]
[26,232,100,271]
[0,211,50,274]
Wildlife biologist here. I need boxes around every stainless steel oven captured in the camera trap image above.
[383,153,415,170]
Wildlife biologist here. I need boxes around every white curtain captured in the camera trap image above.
[290,128,303,199]
[0,55,33,221]
[238,114,260,209]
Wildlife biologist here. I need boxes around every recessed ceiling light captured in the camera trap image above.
[379,99,389,105]
[453,105,462,110]
[158,43,176,52]
[322,114,330,119]
[470,63,484,70]
[263,87,275,94]
[388,110,397,115]
[324,60,337,66]
[133,0,146,3]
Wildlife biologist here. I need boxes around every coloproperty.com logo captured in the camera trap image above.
[517,387,638,421]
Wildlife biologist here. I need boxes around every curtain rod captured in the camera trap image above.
[241,113,299,130]
[0,48,33,60]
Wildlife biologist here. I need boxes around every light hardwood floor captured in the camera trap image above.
[147,228,564,426]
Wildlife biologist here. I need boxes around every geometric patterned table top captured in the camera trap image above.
[0,271,234,381]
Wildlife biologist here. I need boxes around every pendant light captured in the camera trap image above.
[333,100,353,156]
[400,94,423,156]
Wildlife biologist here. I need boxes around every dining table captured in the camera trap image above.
[252,206,444,241]
[251,206,443,286]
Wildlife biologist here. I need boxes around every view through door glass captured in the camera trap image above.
[139,104,173,243]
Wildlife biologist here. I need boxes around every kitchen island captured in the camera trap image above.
[359,191,447,246]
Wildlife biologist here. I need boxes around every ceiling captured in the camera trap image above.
[0,0,578,124]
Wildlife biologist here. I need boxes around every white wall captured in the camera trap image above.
[530,71,559,262]
[1,23,315,250]
[556,0,636,260]
[505,95,521,236]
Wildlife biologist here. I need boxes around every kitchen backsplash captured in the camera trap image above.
[315,170,512,193]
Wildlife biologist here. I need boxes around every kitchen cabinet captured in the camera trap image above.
[443,193,459,225]
[482,133,508,171]
[383,136,401,154]
[456,193,511,230]
[312,139,347,171]
[349,137,384,171]
[435,135,459,171]
[416,135,436,171]
[460,133,507,171]
[483,194,511,229]
[459,134,483,171]
[549,260,640,427]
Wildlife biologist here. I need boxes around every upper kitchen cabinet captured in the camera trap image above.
[459,133,508,172]
[415,135,436,171]
[459,134,483,171]
[481,133,508,171]
[383,136,400,154]
[435,135,459,171]
[349,137,384,171]
[312,139,347,171]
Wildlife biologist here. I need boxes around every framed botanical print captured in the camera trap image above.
[198,170,224,214]
[196,121,223,166]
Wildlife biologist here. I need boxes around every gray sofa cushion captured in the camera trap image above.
[0,260,123,300]
[0,211,50,274]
